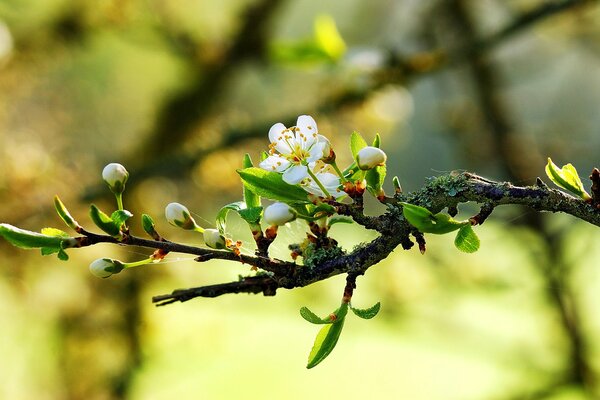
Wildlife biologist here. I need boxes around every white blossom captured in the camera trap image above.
[259,115,328,184]
[165,202,197,230]
[89,258,122,278]
[102,163,129,193]
[302,169,344,199]
[203,228,226,249]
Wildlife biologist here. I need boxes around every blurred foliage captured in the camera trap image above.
[0,0,600,399]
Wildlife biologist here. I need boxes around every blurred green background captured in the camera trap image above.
[1,0,599,399]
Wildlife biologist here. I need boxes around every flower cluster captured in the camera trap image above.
[259,115,345,199]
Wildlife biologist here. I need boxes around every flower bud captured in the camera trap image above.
[263,202,296,226]
[356,146,387,170]
[203,228,226,249]
[102,163,129,194]
[165,202,197,230]
[318,135,336,164]
[89,258,124,278]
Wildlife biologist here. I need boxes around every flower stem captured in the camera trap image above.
[307,168,331,198]
[123,257,154,269]
[115,193,124,211]
[331,161,348,183]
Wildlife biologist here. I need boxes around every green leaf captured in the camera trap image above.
[242,154,261,208]
[366,165,386,197]
[0,223,74,250]
[89,205,121,237]
[300,306,336,324]
[41,227,70,238]
[327,216,353,227]
[372,133,381,148]
[54,195,80,231]
[306,318,345,369]
[141,214,156,236]
[454,224,480,253]
[238,207,263,225]
[350,302,381,319]
[57,249,69,261]
[314,14,346,61]
[111,210,133,228]
[401,202,466,234]
[237,167,310,203]
[350,131,368,159]
[545,158,591,200]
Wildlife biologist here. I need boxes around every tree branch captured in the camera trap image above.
[150,172,599,305]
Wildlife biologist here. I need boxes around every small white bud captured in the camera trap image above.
[318,135,335,163]
[356,146,387,170]
[165,202,197,230]
[263,202,296,226]
[102,163,129,194]
[203,228,226,249]
[89,258,123,278]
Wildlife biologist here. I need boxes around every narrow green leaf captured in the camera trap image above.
[54,195,80,231]
[242,154,261,208]
[57,249,69,261]
[545,158,591,200]
[216,202,246,234]
[350,131,368,159]
[328,216,353,227]
[350,302,381,319]
[141,214,156,236]
[89,205,121,237]
[401,202,466,234]
[300,306,335,324]
[372,133,381,148]
[0,224,72,250]
[307,318,345,369]
[237,168,310,203]
[454,224,480,253]
[366,165,386,197]
[111,210,133,228]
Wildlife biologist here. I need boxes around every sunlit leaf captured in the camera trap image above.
[141,214,156,236]
[237,167,310,203]
[306,318,345,369]
[545,158,591,200]
[41,227,70,238]
[54,195,80,231]
[366,165,386,197]
[314,14,346,61]
[350,131,368,159]
[372,133,381,148]
[300,306,335,324]
[111,210,133,228]
[89,205,121,237]
[216,202,246,234]
[401,202,466,234]
[350,302,381,319]
[328,216,353,227]
[454,224,480,253]
[0,223,72,250]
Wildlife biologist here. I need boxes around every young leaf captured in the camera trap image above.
[366,165,386,197]
[238,207,263,225]
[300,306,335,324]
[242,154,261,208]
[306,318,345,369]
[350,302,381,319]
[372,133,381,148]
[111,210,133,228]
[328,216,353,227]
[54,195,80,231]
[454,224,480,253]
[401,203,465,234]
[89,205,121,237]
[0,224,75,250]
[314,14,346,61]
[237,168,310,203]
[350,131,368,159]
[41,227,70,238]
[141,214,156,236]
[545,158,591,200]
[216,202,246,234]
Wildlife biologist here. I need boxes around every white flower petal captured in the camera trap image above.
[296,115,318,150]
[259,155,291,172]
[269,123,293,154]
[283,164,309,185]
[307,141,327,163]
